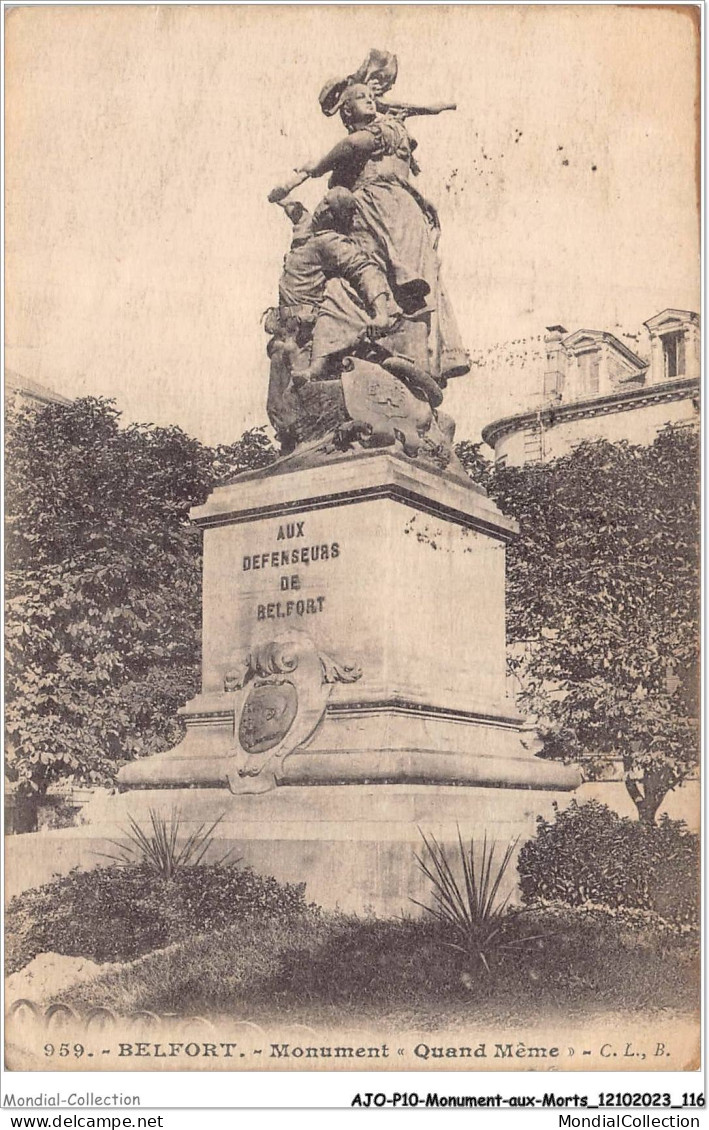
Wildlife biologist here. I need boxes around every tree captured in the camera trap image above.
[458,429,699,824]
[5,398,277,801]
[454,439,493,487]
[212,428,279,483]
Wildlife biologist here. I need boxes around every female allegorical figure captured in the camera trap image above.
[269,50,470,390]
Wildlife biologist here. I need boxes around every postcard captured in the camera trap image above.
[4,3,701,1083]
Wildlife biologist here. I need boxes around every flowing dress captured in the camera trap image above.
[322,114,470,383]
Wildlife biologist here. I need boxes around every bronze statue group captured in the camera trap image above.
[265,50,470,458]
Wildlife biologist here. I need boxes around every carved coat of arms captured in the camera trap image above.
[222,630,361,794]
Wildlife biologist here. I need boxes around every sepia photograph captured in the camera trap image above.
[3,3,701,1080]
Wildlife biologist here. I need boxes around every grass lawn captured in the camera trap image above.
[54,905,699,1031]
[8,814,699,1037]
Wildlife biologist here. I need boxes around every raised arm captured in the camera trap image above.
[377,99,457,118]
[268,131,378,202]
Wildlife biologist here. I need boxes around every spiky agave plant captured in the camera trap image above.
[101,807,235,878]
[413,827,531,975]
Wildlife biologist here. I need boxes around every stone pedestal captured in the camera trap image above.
[83,784,570,917]
[115,450,578,910]
[119,450,576,792]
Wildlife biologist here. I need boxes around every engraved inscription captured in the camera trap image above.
[244,521,339,620]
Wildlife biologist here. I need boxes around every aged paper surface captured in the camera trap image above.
[4,3,700,1083]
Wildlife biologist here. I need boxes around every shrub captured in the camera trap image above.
[102,807,233,877]
[517,801,699,923]
[6,862,316,974]
[37,801,81,832]
[413,829,521,973]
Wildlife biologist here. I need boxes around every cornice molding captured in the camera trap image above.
[482,376,700,449]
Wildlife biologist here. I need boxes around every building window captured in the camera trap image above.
[578,349,600,394]
[662,331,685,379]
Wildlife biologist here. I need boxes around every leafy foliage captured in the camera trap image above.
[212,427,278,483]
[454,439,493,487]
[5,398,276,795]
[6,862,313,971]
[462,429,700,822]
[517,800,700,924]
[413,829,534,974]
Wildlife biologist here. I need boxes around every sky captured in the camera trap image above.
[5,4,700,448]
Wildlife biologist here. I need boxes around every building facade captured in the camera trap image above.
[5,369,70,412]
[481,309,700,466]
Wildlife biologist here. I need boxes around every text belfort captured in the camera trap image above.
[241,521,339,622]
